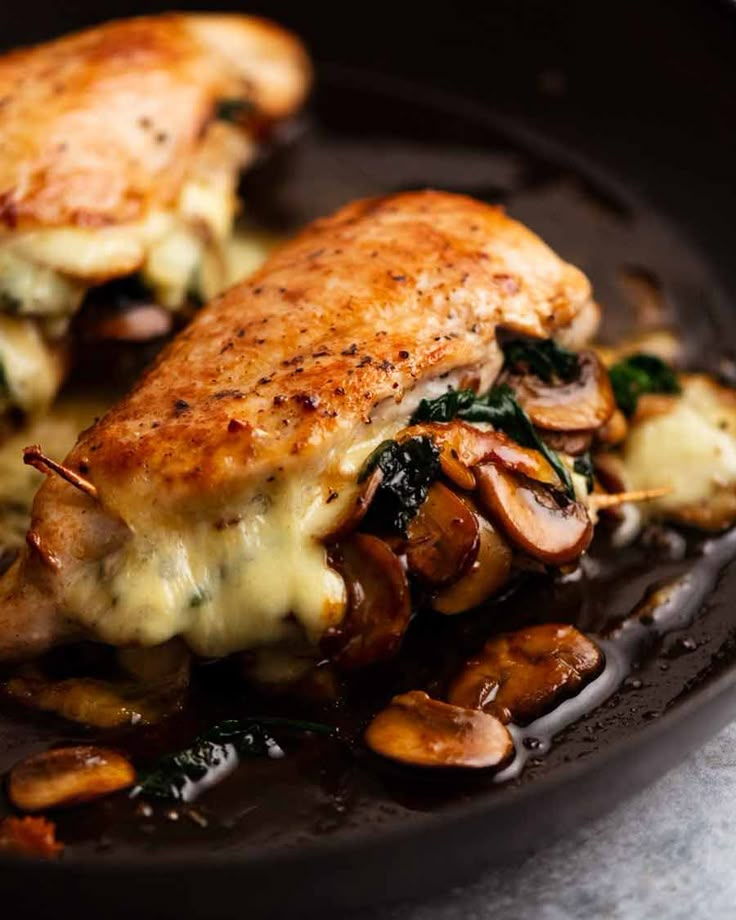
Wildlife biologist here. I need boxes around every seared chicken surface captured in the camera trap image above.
[0,13,310,421]
[0,190,597,661]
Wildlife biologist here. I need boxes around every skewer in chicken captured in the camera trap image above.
[0,190,610,663]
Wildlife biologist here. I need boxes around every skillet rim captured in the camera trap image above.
[1,67,735,876]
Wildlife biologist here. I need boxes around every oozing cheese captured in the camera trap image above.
[65,475,350,655]
[620,375,736,516]
[59,367,497,656]
[0,122,260,418]
[0,315,66,416]
[0,248,86,317]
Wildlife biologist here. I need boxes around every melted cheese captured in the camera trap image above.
[59,368,492,656]
[0,121,252,308]
[0,393,110,548]
[0,315,66,415]
[620,375,736,515]
[0,249,85,317]
[0,125,272,419]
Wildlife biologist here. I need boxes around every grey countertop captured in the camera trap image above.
[372,721,736,919]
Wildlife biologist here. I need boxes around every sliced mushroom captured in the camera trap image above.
[595,408,628,447]
[432,511,513,614]
[321,466,383,541]
[593,452,627,494]
[504,351,615,432]
[365,690,514,769]
[3,642,190,729]
[475,464,593,565]
[403,421,560,487]
[9,746,136,812]
[3,675,175,727]
[78,303,174,343]
[439,449,477,491]
[404,482,479,586]
[0,816,62,859]
[539,429,593,457]
[324,533,411,669]
[448,624,604,724]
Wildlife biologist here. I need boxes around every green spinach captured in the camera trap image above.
[573,453,595,494]
[133,717,332,802]
[412,384,574,498]
[502,337,580,384]
[359,436,441,534]
[608,353,680,417]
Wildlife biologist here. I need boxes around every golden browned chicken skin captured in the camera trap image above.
[0,191,597,661]
[0,13,310,230]
[0,13,311,424]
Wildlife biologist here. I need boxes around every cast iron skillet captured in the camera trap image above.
[1,2,736,917]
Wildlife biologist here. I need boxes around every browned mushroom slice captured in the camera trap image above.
[78,303,174,343]
[475,464,592,565]
[539,429,594,457]
[321,467,383,540]
[2,674,181,728]
[505,351,615,432]
[365,690,514,769]
[595,408,628,447]
[448,624,604,724]
[404,482,479,586]
[432,512,513,614]
[403,421,560,487]
[2,642,190,728]
[324,533,411,669]
[439,450,477,491]
[0,816,63,859]
[592,452,627,494]
[9,746,136,812]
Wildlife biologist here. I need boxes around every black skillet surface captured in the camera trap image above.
[2,2,736,917]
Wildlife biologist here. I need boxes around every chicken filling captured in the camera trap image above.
[0,115,277,423]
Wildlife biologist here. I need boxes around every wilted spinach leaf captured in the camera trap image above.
[133,717,331,802]
[470,385,574,498]
[411,388,478,423]
[609,353,680,417]
[410,384,574,498]
[573,453,595,494]
[359,436,441,534]
[502,337,580,384]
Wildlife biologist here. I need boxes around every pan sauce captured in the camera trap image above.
[1,75,735,856]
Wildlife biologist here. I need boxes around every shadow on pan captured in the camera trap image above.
[1,2,736,917]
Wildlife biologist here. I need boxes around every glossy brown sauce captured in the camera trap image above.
[1,75,735,859]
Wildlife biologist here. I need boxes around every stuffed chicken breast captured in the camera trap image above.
[0,13,311,424]
[0,190,609,663]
